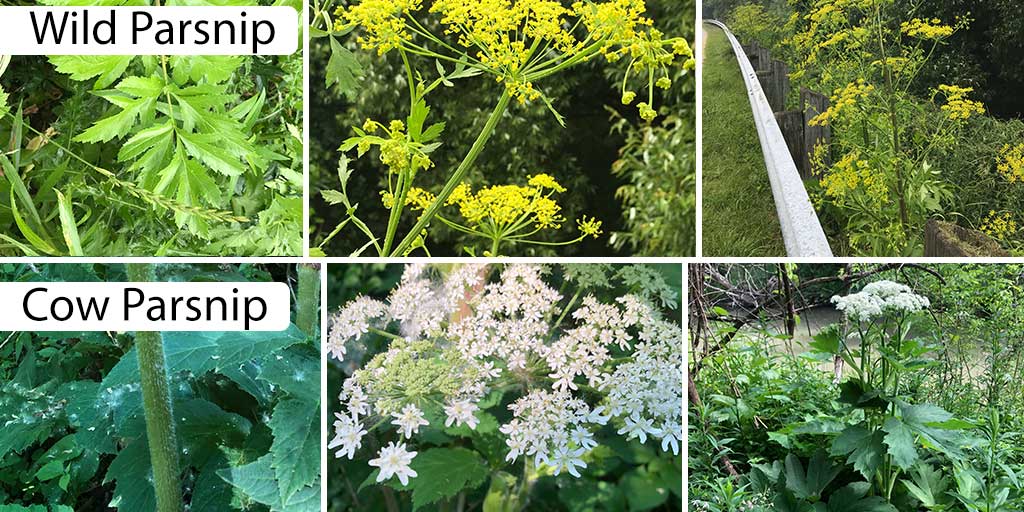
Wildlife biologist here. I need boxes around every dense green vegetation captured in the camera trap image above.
[689,263,1024,511]
[0,0,303,256]
[700,24,785,257]
[0,263,320,511]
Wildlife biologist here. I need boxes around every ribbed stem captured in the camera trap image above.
[296,264,320,335]
[126,263,183,512]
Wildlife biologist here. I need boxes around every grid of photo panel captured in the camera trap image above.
[0,0,1021,511]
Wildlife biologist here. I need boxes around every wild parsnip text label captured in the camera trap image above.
[0,282,290,331]
[0,6,297,55]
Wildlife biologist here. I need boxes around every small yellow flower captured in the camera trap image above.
[980,211,1018,241]
[363,119,378,133]
[637,102,656,121]
[901,18,953,39]
[577,216,603,237]
[621,91,637,105]
[996,143,1024,183]
[389,120,406,134]
[937,84,984,121]
[527,173,566,192]
[656,77,672,89]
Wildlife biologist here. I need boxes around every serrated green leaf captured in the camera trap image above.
[831,425,884,480]
[75,94,157,143]
[48,55,133,88]
[881,417,918,470]
[169,55,243,85]
[408,447,488,510]
[327,36,362,96]
[102,326,306,389]
[104,440,156,511]
[269,399,319,501]
[178,130,246,176]
[785,451,841,501]
[260,345,320,403]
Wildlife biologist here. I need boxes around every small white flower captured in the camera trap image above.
[327,413,367,459]
[549,445,588,477]
[444,399,480,430]
[391,403,429,439]
[570,426,598,451]
[369,441,418,486]
[618,414,656,444]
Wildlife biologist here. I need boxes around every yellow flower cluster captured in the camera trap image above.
[996,143,1024,183]
[820,152,889,207]
[446,174,567,229]
[900,18,953,39]
[335,0,421,54]
[937,84,984,121]
[353,118,433,175]
[576,0,650,47]
[980,211,1018,241]
[810,79,874,126]
[577,216,603,237]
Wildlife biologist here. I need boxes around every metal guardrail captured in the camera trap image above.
[706,20,833,257]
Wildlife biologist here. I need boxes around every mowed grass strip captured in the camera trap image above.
[701,24,785,256]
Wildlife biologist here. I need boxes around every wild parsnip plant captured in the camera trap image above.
[0,263,321,511]
[312,0,694,256]
[327,263,683,510]
[0,0,302,257]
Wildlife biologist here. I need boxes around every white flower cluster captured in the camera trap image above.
[327,264,683,485]
[832,279,930,321]
[499,389,608,477]
[326,296,387,361]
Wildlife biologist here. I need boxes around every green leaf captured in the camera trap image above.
[785,451,840,501]
[102,326,306,389]
[391,447,489,511]
[190,455,234,512]
[219,454,279,507]
[269,398,319,502]
[74,93,157,143]
[104,440,156,511]
[902,463,950,508]
[831,424,885,480]
[881,417,918,470]
[825,482,898,512]
[55,190,84,255]
[809,326,842,355]
[898,402,968,458]
[169,55,243,85]
[620,468,670,511]
[327,36,362,96]
[49,55,133,88]
[259,345,320,403]
[178,130,246,176]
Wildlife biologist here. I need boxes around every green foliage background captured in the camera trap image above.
[0,0,303,257]
[0,263,321,511]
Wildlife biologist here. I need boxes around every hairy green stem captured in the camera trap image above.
[296,264,320,335]
[390,90,512,256]
[126,263,183,512]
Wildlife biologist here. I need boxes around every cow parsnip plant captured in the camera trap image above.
[326,263,683,510]
[312,0,694,256]
[0,263,321,512]
[0,0,302,257]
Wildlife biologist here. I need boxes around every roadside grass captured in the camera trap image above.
[701,24,785,256]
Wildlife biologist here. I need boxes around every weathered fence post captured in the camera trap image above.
[801,88,832,177]
[746,41,761,70]
[924,219,1010,257]
[775,111,805,177]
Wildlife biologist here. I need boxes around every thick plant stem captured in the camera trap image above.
[126,263,183,512]
[296,263,320,335]
[390,90,512,256]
